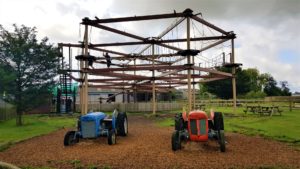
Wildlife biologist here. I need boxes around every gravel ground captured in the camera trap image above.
[0,115,300,169]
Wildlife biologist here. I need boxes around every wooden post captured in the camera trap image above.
[152,44,156,115]
[122,70,125,103]
[69,47,72,70]
[79,55,83,114]
[289,96,292,112]
[231,39,237,112]
[128,90,130,103]
[187,17,192,113]
[134,59,137,103]
[192,45,195,110]
[82,24,89,115]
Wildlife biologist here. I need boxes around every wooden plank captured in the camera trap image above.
[82,12,186,24]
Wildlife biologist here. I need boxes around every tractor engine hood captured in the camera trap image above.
[81,112,107,121]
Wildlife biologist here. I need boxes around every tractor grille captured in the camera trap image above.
[199,119,206,135]
[190,119,206,135]
[190,119,197,135]
[81,121,96,138]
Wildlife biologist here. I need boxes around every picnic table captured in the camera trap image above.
[260,106,282,116]
[243,105,261,114]
[244,105,282,116]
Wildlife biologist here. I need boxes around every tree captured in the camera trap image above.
[200,67,292,98]
[244,68,261,91]
[280,81,291,96]
[0,63,16,96]
[201,67,252,99]
[0,24,59,125]
[262,74,282,96]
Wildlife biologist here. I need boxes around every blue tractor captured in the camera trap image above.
[64,109,128,146]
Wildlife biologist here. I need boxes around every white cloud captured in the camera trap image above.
[0,0,299,92]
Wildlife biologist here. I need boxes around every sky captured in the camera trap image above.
[0,0,299,92]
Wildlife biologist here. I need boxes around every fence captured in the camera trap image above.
[0,99,16,121]
[74,96,300,113]
[76,101,184,112]
[195,96,300,110]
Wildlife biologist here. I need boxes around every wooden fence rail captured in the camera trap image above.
[76,102,184,112]
[74,96,300,113]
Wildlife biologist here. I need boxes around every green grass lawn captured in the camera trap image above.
[224,108,300,144]
[156,107,300,146]
[0,114,77,151]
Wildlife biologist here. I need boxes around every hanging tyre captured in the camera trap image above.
[108,129,116,145]
[64,131,79,146]
[218,130,226,152]
[117,112,128,136]
[172,130,181,151]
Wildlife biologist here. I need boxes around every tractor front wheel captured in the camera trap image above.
[171,131,181,151]
[218,130,226,152]
[64,131,79,146]
[108,130,116,145]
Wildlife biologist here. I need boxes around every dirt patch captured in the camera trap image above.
[0,115,300,169]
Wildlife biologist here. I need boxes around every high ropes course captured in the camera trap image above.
[58,8,240,115]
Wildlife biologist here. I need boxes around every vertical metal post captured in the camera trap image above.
[187,17,192,113]
[231,39,237,111]
[152,44,156,115]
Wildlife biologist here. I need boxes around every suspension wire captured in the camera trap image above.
[191,20,197,49]
[77,24,82,78]
[176,21,180,49]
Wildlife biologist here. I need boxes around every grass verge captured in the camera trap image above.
[0,114,76,151]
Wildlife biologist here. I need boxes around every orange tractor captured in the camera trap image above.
[171,110,225,152]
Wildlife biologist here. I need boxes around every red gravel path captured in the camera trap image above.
[0,115,300,169]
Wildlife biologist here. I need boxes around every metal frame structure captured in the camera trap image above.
[58,8,237,115]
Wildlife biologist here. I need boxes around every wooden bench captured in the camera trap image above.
[243,105,261,114]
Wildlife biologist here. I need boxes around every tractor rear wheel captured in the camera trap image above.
[108,129,116,145]
[213,112,224,131]
[175,113,185,131]
[64,131,79,146]
[117,112,128,136]
[171,131,181,151]
[214,112,226,152]
[218,130,226,152]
